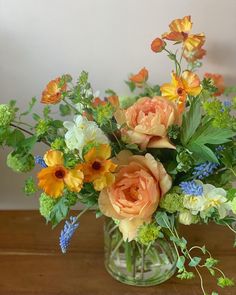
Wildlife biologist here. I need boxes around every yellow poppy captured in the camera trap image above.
[37,150,84,198]
[161,71,201,112]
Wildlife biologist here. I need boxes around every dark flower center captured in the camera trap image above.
[55,169,66,179]
[92,161,102,170]
[177,87,184,96]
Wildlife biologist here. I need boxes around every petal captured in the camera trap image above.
[119,218,149,241]
[147,136,176,149]
[169,15,192,33]
[98,189,122,219]
[44,150,64,167]
[64,169,84,192]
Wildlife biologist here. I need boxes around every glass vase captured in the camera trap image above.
[104,218,177,286]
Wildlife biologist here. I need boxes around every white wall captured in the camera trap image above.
[0,0,236,209]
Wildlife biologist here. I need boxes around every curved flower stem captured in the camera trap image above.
[223,221,236,234]
[13,120,33,129]
[62,98,79,113]
[10,123,51,147]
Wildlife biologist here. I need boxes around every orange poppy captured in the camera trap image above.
[129,67,149,87]
[77,144,117,191]
[183,47,206,63]
[37,150,83,198]
[41,77,66,104]
[151,38,166,53]
[162,16,205,51]
[204,73,225,96]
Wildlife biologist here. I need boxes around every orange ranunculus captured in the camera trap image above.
[204,73,225,96]
[183,47,206,63]
[98,150,172,241]
[151,38,166,53]
[161,71,201,112]
[37,150,83,198]
[129,67,149,87]
[41,77,66,104]
[77,144,117,191]
[116,96,181,150]
[162,16,205,51]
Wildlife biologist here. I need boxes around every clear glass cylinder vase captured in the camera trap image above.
[104,218,177,286]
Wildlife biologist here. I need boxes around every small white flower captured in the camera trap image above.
[201,186,230,219]
[178,210,198,225]
[63,115,109,156]
[183,195,204,215]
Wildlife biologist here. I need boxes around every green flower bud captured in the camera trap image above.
[0,104,15,127]
[160,192,185,213]
[39,193,57,220]
[7,152,35,173]
[137,223,161,245]
[178,210,199,225]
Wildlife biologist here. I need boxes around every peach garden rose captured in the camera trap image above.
[98,150,172,241]
[116,96,181,150]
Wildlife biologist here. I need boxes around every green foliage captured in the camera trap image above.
[189,256,201,267]
[59,104,71,116]
[160,191,184,213]
[39,193,58,221]
[167,124,180,140]
[92,103,114,125]
[137,223,162,245]
[217,277,234,288]
[49,196,71,227]
[176,147,194,172]
[23,177,38,196]
[19,97,36,119]
[35,119,50,136]
[177,270,195,280]
[125,80,136,92]
[78,183,99,207]
[200,78,218,99]
[155,211,175,230]
[51,137,66,151]
[6,129,25,148]
[7,151,35,173]
[180,98,201,145]
[203,98,234,129]
[0,104,15,127]
[63,152,80,168]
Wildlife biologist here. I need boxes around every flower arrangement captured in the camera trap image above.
[1,15,236,294]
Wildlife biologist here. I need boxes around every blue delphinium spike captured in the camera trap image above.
[35,155,47,168]
[192,161,219,179]
[59,216,79,254]
[179,180,203,196]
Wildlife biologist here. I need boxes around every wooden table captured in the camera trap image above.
[0,211,235,295]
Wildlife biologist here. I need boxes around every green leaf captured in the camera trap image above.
[6,129,25,147]
[19,97,37,118]
[189,256,201,267]
[125,80,136,92]
[59,104,71,116]
[170,236,187,250]
[176,256,185,270]
[19,135,38,152]
[32,113,41,121]
[49,197,70,228]
[180,98,201,145]
[226,188,236,201]
[155,211,171,229]
[187,142,219,163]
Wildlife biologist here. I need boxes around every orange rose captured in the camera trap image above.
[98,151,172,241]
[129,67,148,87]
[151,37,166,53]
[204,73,225,96]
[41,77,66,104]
[116,96,181,150]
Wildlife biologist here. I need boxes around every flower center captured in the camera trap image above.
[55,168,66,179]
[177,87,184,96]
[92,161,102,170]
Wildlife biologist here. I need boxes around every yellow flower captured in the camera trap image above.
[37,150,84,198]
[162,15,205,51]
[78,144,117,191]
[161,71,201,112]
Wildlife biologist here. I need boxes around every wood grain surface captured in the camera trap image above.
[0,211,235,295]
